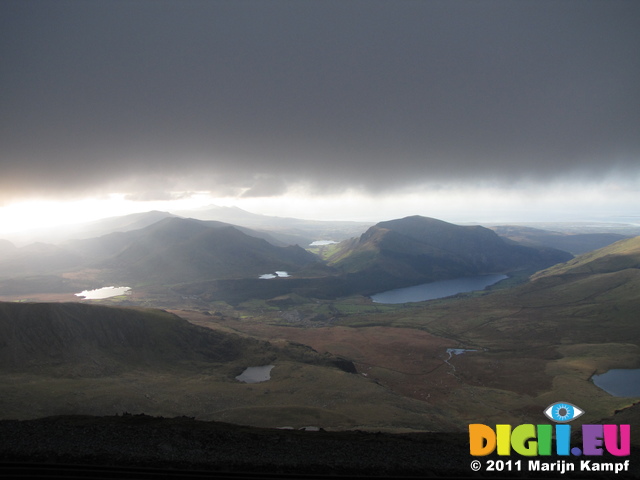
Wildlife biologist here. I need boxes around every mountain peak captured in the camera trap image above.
[375,215,495,246]
[379,215,451,225]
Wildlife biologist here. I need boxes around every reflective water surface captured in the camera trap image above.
[235,365,275,383]
[371,274,508,304]
[75,286,131,299]
[592,369,640,397]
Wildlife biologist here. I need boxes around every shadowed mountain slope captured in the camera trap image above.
[328,216,572,292]
[95,217,318,284]
[0,302,254,375]
[0,218,319,288]
[0,301,353,376]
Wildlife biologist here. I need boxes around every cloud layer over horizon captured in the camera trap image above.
[1,0,639,204]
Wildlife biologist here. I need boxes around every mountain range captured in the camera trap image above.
[1,210,635,304]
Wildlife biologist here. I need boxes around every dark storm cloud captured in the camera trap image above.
[1,0,639,202]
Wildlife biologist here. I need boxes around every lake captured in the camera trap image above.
[235,365,274,383]
[75,286,131,299]
[592,369,640,397]
[309,240,338,246]
[371,274,508,304]
[259,271,290,279]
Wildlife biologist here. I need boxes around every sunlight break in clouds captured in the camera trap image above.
[0,193,215,237]
[0,175,638,239]
[227,175,640,224]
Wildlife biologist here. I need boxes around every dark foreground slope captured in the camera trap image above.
[2,414,638,479]
[0,415,472,478]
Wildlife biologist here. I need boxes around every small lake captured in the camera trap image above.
[259,271,290,279]
[235,365,274,383]
[447,348,477,357]
[75,286,131,299]
[371,274,508,304]
[309,240,338,246]
[592,369,640,397]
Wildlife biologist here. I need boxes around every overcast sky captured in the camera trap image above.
[1,0,639,227]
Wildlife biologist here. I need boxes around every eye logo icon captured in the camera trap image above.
[544,402,584,423]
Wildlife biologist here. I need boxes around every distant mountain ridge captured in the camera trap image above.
[489,225,629,255]
[0,239,17,258]
[0,217,319,287]
[2,210,178,247]
[174,204,372,246]
[531,235,640,280]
